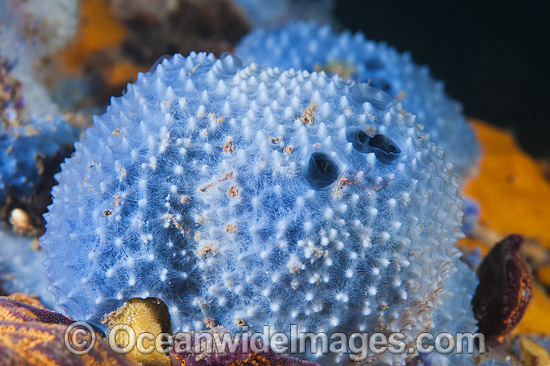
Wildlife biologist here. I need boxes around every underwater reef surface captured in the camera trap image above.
[0,1,549,365]
[40,52,477,365]
[235,21,480,179]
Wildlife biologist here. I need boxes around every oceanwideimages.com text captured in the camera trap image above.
[65,322,485,361]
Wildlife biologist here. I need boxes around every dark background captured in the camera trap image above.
[334,0,549,159]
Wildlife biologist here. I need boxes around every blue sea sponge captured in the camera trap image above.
[41,52,477,365]
[0,116,80,206]
[234,0,334,28]
[235,21,480,178]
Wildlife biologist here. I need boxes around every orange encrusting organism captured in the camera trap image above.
[537,265,550,287]
[464,119,550,249]
[106,61,144,87]
[58,0,127,75]
[513,284,550,334]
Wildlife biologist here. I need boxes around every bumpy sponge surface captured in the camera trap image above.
[42,53,475,365]
[236,21,479,178]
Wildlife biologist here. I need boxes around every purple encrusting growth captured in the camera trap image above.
[0,296,72,324]
[41,52,477,365]
[235,21,480,178]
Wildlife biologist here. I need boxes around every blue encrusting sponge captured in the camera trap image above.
[0,116,80,206]
[235,21,480,178]
[41,52,477,365]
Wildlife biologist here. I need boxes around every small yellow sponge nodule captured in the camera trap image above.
[102,298,171,366]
